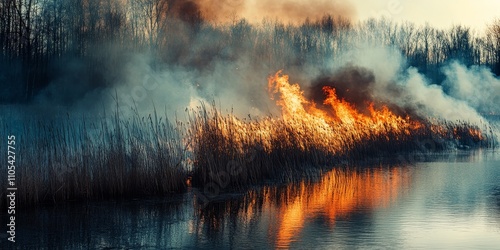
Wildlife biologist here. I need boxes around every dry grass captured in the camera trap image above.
[187,103,494,188]
[0,102,495,208]
[0,107,187,208]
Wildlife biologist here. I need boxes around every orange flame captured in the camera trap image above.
[189,70,486,170]
[190,70,488,246]
[267,71,423,153]
[268,71,422,132]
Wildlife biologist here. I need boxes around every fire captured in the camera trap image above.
[190,71,491,245]
[268,71,422,133]
[267,71,423,153]
[189,70,488,185]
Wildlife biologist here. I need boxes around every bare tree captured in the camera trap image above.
[486,19,500,75]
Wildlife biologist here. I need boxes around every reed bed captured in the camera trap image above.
[188,103,494,188]
[0,108,186,208]
[188,73,495,188]
[0,102,495,208]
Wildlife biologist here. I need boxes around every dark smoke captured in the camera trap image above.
[309,66,375,112]
[168,0,203,24]
[2,0,497,141]
[308,66,419,118]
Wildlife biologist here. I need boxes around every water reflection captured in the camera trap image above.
[195,166,413,249]
[495,188,500,209]
[13,153,500,249]
[16,196,190,249]
[491,186,500,225]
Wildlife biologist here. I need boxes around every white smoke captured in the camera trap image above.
[442,62,500,115]
[30,30,499,145]
[323,45,496,127]
[78,53,276,120]
[401,67,485,125]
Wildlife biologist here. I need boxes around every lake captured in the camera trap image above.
[11,150,500,249]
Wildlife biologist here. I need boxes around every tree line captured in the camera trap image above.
[1,0,499,103]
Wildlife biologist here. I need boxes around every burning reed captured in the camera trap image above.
[0,72,495,208]
[189,72,493,187]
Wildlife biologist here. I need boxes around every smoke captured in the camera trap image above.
[310,45,497,127]
[399,67,485,124]
[31,39,499,134]
[22,0,357,119]
[442,62,500,115]
[167,0,203,24]
[32,47,276,120]
[23,3,498,139]
[308,65,420,118]
[309,66,376,111]
[187,0,356,24]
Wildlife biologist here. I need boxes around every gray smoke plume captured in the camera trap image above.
[311,45,497,128]
[32,41,499,136]
[442,62,500,115]
[23,9,498,143]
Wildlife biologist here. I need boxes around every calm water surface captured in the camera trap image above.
[13,150,500,249]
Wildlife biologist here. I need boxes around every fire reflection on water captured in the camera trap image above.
[194,166,413,248]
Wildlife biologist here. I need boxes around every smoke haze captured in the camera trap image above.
[314,46,494,126]
[30,36,499,133]
[2,0,497,143]
[191,0,356,24]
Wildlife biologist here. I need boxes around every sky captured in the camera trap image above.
[351,0,500,32]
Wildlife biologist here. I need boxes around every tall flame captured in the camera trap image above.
[190,70,489,246]
[267,71,424,154]
[189,70,487,185]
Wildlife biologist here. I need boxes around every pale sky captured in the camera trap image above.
[351,0,500,32]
